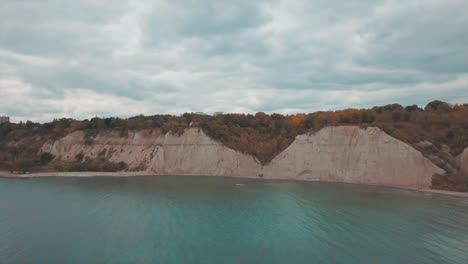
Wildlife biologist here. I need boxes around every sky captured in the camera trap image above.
[1,0,468,123]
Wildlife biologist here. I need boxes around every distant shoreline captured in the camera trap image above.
[1,171,467,198]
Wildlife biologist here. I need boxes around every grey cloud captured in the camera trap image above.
[0,0,467,122]
[0,0,129,56]
[145,0,270,39]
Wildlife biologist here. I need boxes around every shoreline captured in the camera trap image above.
[1,171,467,198]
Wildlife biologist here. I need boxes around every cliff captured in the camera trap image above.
[42,128,262,177]
[262,126,444,187]
[458,147,468,177]
[42,126,444,188]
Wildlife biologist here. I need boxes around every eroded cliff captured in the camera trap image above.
[42,128,262,177]
[42,126,444,188]
[458,147,468,177]
[262,126,444,187]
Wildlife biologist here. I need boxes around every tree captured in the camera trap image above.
[405,105,421,112]
[425,100,452,112]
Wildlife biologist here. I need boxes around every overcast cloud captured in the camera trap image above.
[1,0,468,122]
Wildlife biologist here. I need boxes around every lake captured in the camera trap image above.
[1,176,467,263]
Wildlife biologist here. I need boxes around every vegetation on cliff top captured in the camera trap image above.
[0,100,467,191]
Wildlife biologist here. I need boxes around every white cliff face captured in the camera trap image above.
[262,126,444,188]
[42,126,445,188]
[42,128,262,178]
[458,148,468,177]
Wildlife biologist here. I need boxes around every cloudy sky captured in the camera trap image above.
[1,0,467,122]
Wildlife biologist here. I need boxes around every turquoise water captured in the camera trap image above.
[0,176,467,263]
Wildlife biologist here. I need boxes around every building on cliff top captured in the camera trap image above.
[0,116,10,124]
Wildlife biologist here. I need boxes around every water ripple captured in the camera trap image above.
[0,177,467,263]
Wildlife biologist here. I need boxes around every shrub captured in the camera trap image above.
[16,159,36,173]
[75,153,84,162]
[39,153,54,165]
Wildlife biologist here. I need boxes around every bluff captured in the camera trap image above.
[42,126,443,188]
[42,128,262,178]
[262,126,443,187]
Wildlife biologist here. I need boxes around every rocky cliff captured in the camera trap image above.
[42,126,444,188]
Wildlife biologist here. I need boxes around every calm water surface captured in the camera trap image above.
[0,176,467,263]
